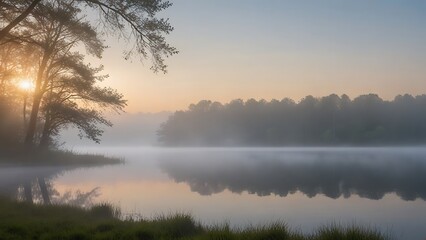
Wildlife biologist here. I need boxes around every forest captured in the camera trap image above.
[158,94,426,146]
[0,0,175,153]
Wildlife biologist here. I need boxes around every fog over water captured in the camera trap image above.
[2,147,425,239]
[159,148,426,200]
[3,1,426,239]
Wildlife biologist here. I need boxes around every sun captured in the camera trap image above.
[18,79,34,91]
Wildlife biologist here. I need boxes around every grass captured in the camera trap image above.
[0,147,123,167]
[0,198,391,240]
[311,224,391,240]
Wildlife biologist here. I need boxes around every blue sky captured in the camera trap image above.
[101,0,426,112]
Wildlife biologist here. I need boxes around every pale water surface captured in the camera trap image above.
[1,147,426,239]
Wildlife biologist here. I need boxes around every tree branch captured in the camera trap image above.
[0,0,42,41]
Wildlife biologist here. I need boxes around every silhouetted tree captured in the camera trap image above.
[0,0,177,72]
[0,0,42,42]
[0,1,126,148]
[0,41,34,148]
[158,94,426,146]
[15,1,107,147]
[0,0,175,149]
[38,53,126,148]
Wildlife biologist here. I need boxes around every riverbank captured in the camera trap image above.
[0,198,389,240]
[0,147,123,166]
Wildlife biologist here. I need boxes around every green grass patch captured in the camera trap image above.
[0,198,392,240]
[311,224,390,240]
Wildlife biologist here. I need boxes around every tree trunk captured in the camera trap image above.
[24,50,50,148]
[24,93,42,147]
[23,181,33,203]
[0,0,42,41]
[38,177,51,204]
[23,95,27,131]
[39,116,51,149]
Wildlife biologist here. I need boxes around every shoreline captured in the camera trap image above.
[0,148,123,167]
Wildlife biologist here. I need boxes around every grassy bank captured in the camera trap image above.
[0,147,123,166]
[0,198,390,240]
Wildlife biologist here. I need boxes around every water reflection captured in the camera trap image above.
[159,149,426,201]
[0,166,100,207]
[2,148,425,239]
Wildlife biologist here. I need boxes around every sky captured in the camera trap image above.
[96,0,426,113]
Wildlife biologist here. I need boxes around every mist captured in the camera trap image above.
[59,112,171,148]
[158,94,426,147]
[159,147,426,201]
[2,0,426,239]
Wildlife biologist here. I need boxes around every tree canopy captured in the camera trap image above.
[0,0,177,72]
[158,94,426,146]
[0,0,174,150]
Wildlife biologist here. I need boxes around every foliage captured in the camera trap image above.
[0,1,128,148]
[158,94,426,146]
[0,0,176,149]
[0,96,22,148]
[0,42,28,148]
[0,0,177,72]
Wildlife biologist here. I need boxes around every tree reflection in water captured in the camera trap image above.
[159,149,426,201]
[16,179,100,208]
[0,166,100,208]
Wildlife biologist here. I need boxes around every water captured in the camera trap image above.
[1,147,426,239]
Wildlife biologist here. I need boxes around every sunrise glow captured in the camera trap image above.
[18,79,34,91]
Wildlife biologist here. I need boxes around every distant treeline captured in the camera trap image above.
[157,94,426,146]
